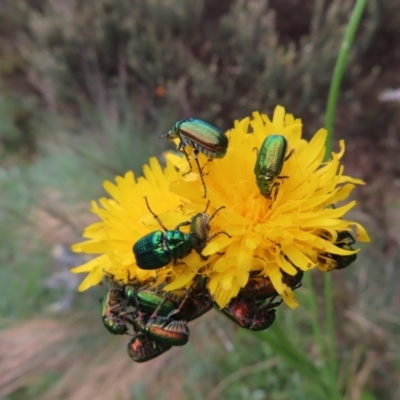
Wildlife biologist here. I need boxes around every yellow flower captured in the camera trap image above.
[72,106,369,309]
[71,158,184,290]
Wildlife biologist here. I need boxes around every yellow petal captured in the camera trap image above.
[164,270,197,291]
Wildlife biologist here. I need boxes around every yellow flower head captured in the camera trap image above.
[72,106,369,308]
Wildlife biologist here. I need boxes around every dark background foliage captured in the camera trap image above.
[0,1,399,399]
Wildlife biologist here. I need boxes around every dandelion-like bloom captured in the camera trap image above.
[72,106,369,308]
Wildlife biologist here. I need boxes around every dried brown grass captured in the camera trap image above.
[0,315,171,399]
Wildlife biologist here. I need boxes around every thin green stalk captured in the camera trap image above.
[305,273,341,399]
[324,0,368,160]
[323,273,338,394]
[303,273,325,362]
[324,0,368,392]
[304,275,339,398]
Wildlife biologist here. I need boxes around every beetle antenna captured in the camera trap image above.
[144,196,168,231]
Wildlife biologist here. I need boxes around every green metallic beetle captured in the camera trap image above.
[99,272,191,351]
[319,230,357,270]
[189,201,231,258]
[128,292,190,347]
[127,332,171,363]
[101,288,129,335]
[333,231,357,269]
[114,277,183,317]
[126,276,212,348]
[124,285,181,317]
[133,198,230,270]
[218,268,303,331]
[133,314,190,347]
[101,282,189,348]
[101,277,190,346]
[238,269,303,301]
[101,274,176,335]
[167,275,214,322]
[101,276,208,361]
[254,134,293,198]
[125,275,212,324]
[164,118,229,197]
[133,229,192,270]
[220,296,282,331]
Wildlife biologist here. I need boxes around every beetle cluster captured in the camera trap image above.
[99,120,358,362]
[101,275,212,362]
[101,270,304,362]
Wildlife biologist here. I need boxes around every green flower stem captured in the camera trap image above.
[324,0,368,160]
[305,273,342,399]
[323,273,338,396]
[303,273,325,361]
[324,0,368,391]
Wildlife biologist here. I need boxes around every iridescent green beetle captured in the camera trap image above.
[133,198,194,270]
[164,119,229,197]
[124,286,181,316]
[102,277,189,346]
[133,229,192,270]
[133,293,189,346]
[103,272,174,314]
[126,282,191,346]
[254,134,292,198]
[133,198,230,270]
[189,201,231,259]
[238,269,303,301]
[319,231,357,270]
[219,296,282,331]
[167,275,214,322]
[218,268,302,331]
[133,314,190,347]
[101,288,129,335]
[125,276,213,324]
[127,333,171,363]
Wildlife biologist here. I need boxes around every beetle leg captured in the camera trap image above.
[268,182,280,202]
[200,158,212,174]
[173,258,187,266]
[192,149,208,198]
[103,269,117,283]
[179,145,207,197]
[144,196,169,231]
[174,220,191,230]
[284,148,294,161]
[265,295,283,309]
[119,311,135,326]
[180,142,193,177]
[207,205,225,223]
[202,200,211,214]
[196,230,231,259]
[148,296,169,320]
[207,230,232,242]
[291,281,302,291]
[166,290,190,320]
[195,232,231,258]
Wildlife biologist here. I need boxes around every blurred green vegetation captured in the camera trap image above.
[1,0,400,399]
[0,0,380,145]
